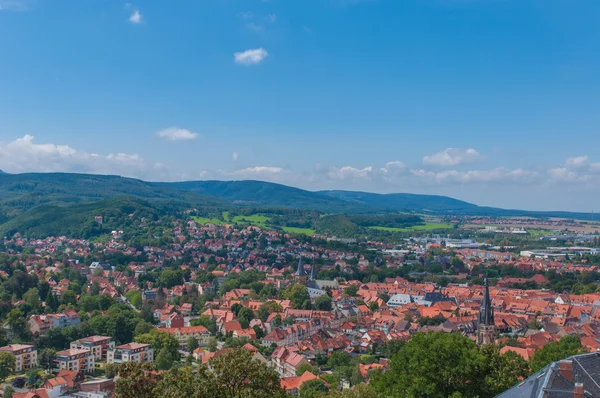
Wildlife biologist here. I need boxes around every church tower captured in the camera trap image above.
[295,257,307,284]
[310,259,317,281]
[477,277,496,345]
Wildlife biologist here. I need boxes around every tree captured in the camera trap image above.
[344,285,358,297]
[45,290,59,312]
[328,351,352,368]
[324,384,377,398]
[299,379,329,398]
[6,308,27,339]
[104,363,117,379]
[23,288,42,311]
[238,307,255,329]
[3,385,15,398]
[480,345,530,396]
[38,348,56,372]
[156,346,176,370]
[187,337,199,352]
[370,332,487,398]
[115,362,157,398]
[61,290,77,306]
[208,348,286,397]
[529,335,585,372]
[207,337,218,352]
[283,284,311,309]
[230,303,243,316]
[315,295,332,311]
[0,352,15,381]
[296,362,319,376]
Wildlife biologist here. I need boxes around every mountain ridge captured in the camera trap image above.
[0,172,595,221]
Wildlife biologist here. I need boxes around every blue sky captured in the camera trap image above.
[1,0,600,211]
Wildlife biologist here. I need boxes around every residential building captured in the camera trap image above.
[70,336,115,361]
[107,343,154,364]
[163,325,211,348]
[0,344,37,372]
[271,346,309,378]
[55,348,95,373]
[29,310,81,336]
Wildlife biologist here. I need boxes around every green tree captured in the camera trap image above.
[370,332,487,398]
[480,345,530,396]
[238,307,255,329]
[3,385,15,398]
[315,295,332,311]
[299,379,329,398]
[104,363,117,379]
[156,346,176,370]
[6,308,27,339]
[324,384,377,398]
[283,284,311,309]
[344,285,358,297]
[328,351,352,368]
[529,335,585,372]
[296,362,319,376]
[230,303,243,316]
[38,348,56,372]
[23,288,42,312]
[187,337,199,352]
[61,290,77,306]
[0,352,15,381]
[115,362,157,398]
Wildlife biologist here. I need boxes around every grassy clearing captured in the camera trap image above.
[368,222,454,232]
[282,227,316,235]
[222,211,230,222]
[192,216,224,225]
[528,229,554,236]
[231,214,271,227]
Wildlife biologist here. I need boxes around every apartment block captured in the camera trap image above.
[0,344,37,372]
[55,349,96,373]
[107,343,154,364]
[70,336,115,361]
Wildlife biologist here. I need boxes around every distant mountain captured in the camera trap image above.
[159,180,361,213]
[318,190,480,214]
[0,196,191,239]
[0,173,596,238]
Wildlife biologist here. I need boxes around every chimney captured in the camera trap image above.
[574,383,584,398]
[559,360,573,382]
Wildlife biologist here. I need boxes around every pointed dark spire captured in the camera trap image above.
[295,256,306,276]
[310,259,316,280]
[479,276,494,326]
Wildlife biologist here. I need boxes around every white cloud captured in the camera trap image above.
[0,0,30,11]
[232,152,239,162]
[565,155,588,168]
[265,14,277,22]
[327,166,374,181]
[129,9,142,24]
[156,127,198,141]
[234,48,268,65]
[0,135,165,180]
[410,167,539,184]
[423,148,483,166]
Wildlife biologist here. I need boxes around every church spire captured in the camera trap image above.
[477,276,496,345]
[310,259,316,280]
[479,276,494,326]
[295,256,305,276]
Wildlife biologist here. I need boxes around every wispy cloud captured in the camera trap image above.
[423,148,483,166]
[234,48,268,65]
[232,152,239,162]
[0,0,31,11]
[129,9,143,24]
[156,127,198,141]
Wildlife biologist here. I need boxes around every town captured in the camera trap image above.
[1,214,600,398]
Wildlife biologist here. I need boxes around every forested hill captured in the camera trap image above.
[0,173,596,229]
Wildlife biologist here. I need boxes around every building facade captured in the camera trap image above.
[70,336,115,361]
[0,344,37,372]
[55,348,96,373]
[107,343,154,364]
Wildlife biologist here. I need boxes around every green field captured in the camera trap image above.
[282,227,316,235]
[222,211,230,222]
[368,222,454,232]
[192,216,224,225]
[528,229,554,236]
[231,214,271,227]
